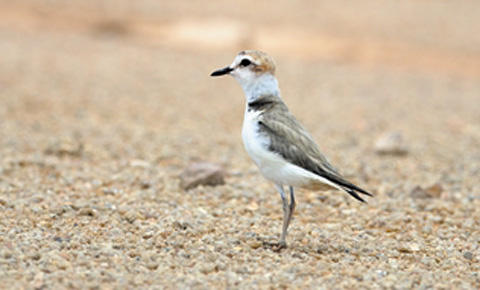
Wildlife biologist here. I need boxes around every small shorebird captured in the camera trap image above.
[211,50,372,247]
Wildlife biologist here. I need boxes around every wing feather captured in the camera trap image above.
[258,105,372,201]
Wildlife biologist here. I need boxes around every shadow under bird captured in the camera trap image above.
[211,50,372,248]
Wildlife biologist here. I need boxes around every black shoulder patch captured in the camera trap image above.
[248,99,274,111]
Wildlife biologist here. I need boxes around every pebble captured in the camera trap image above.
[146,262,159,270]
[397,245,413,254]
[463,252,474,261]
[248,240,262,249]
[411,184,443,199]
[130,159,151,169]
[2,250,13,259]
[102,187,118,195]
[374,132,408,155]
[179,162,225,190]
[56,260,69,270]
[123,210,143,223]
[29,252,41,261]
[199,262,216,274]
[421,226,433,235]
[44,139,83,157]
[142,231,154,240]
[139,180,152,189]
[79,207,95,216]
[409,243,420,252]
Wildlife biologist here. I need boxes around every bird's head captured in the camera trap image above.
[211,50,276,88]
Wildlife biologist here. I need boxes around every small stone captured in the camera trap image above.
[463,251,474,261]
[130,159,151,168]
[248,240,262,249]
[29,251,41,261]
[233,246,243,252]
[317,245,330,254]
[139,180,152,189]
[179,162,225,190]
[56,260,69,270]
[410,186,426,198]
[146,261,159,270]
[128,250,140,258]
[214,241,227,252]
[421,257,433,267]
[32,272,45,290]
[424,183,443,197]
[159,231,171,239]
[397,245,413,253]
[216,261,227,271]
[376,253,387,261]
[173,221,190,230]
[123,210,143,223]
[409,243,420,252]
[199,262,216,274]
[44,139,83,157]
[79,207,95,216]
[411,184,443,199]
[2,250,13,259]
[102,187,118,195]
[374,132,408,156]
[143,231,154,240]
[245,202,259,211]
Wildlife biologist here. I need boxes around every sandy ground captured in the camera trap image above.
[1,1,480,288]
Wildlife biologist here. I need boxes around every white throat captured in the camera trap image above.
[236,74,280,103]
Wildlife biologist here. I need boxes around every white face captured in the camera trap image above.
[229,55,258,87]
[211,51,279,101]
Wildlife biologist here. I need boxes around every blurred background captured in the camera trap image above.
[1,0,480,156]
[1,0,480,288]
[2,0,479,189]
[1,0,479,156]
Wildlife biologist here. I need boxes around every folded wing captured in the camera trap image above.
[258,105,372,202]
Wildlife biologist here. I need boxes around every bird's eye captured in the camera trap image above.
[240,59,251,67]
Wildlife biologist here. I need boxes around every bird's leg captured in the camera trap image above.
[285,186,296,230]
[276,184,289,248]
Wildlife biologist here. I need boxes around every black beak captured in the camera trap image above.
[211,66,233,77]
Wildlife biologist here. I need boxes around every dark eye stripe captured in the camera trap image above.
[240,59,251,67]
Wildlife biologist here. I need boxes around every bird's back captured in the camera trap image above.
[247,94,372,201]
[250,95,339,175]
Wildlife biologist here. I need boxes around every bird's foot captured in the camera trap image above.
[262,240,287,252]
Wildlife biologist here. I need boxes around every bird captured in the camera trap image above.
[210,50,372,248]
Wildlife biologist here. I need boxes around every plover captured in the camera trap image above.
[211,50,372,247]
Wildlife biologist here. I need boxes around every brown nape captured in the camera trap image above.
[254,59,276,75]
[241,50,276,75]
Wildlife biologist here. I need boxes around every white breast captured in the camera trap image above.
[241,108,273,169]
[242,108,319,187]
[241,107,345,191]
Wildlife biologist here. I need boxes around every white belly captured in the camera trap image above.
[241,108,328,187]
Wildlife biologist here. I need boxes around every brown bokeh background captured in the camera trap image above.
[1,1,479,288]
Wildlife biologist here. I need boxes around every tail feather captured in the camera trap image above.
[343,187,368,203]
[340,183,372,203]
[318,170,373,203]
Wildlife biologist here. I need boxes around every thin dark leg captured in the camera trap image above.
[275,184,289,247]
[285,186,296,232]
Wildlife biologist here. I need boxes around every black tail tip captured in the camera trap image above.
[346,188,372,203]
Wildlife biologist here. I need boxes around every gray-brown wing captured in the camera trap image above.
[258,110,372,202]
